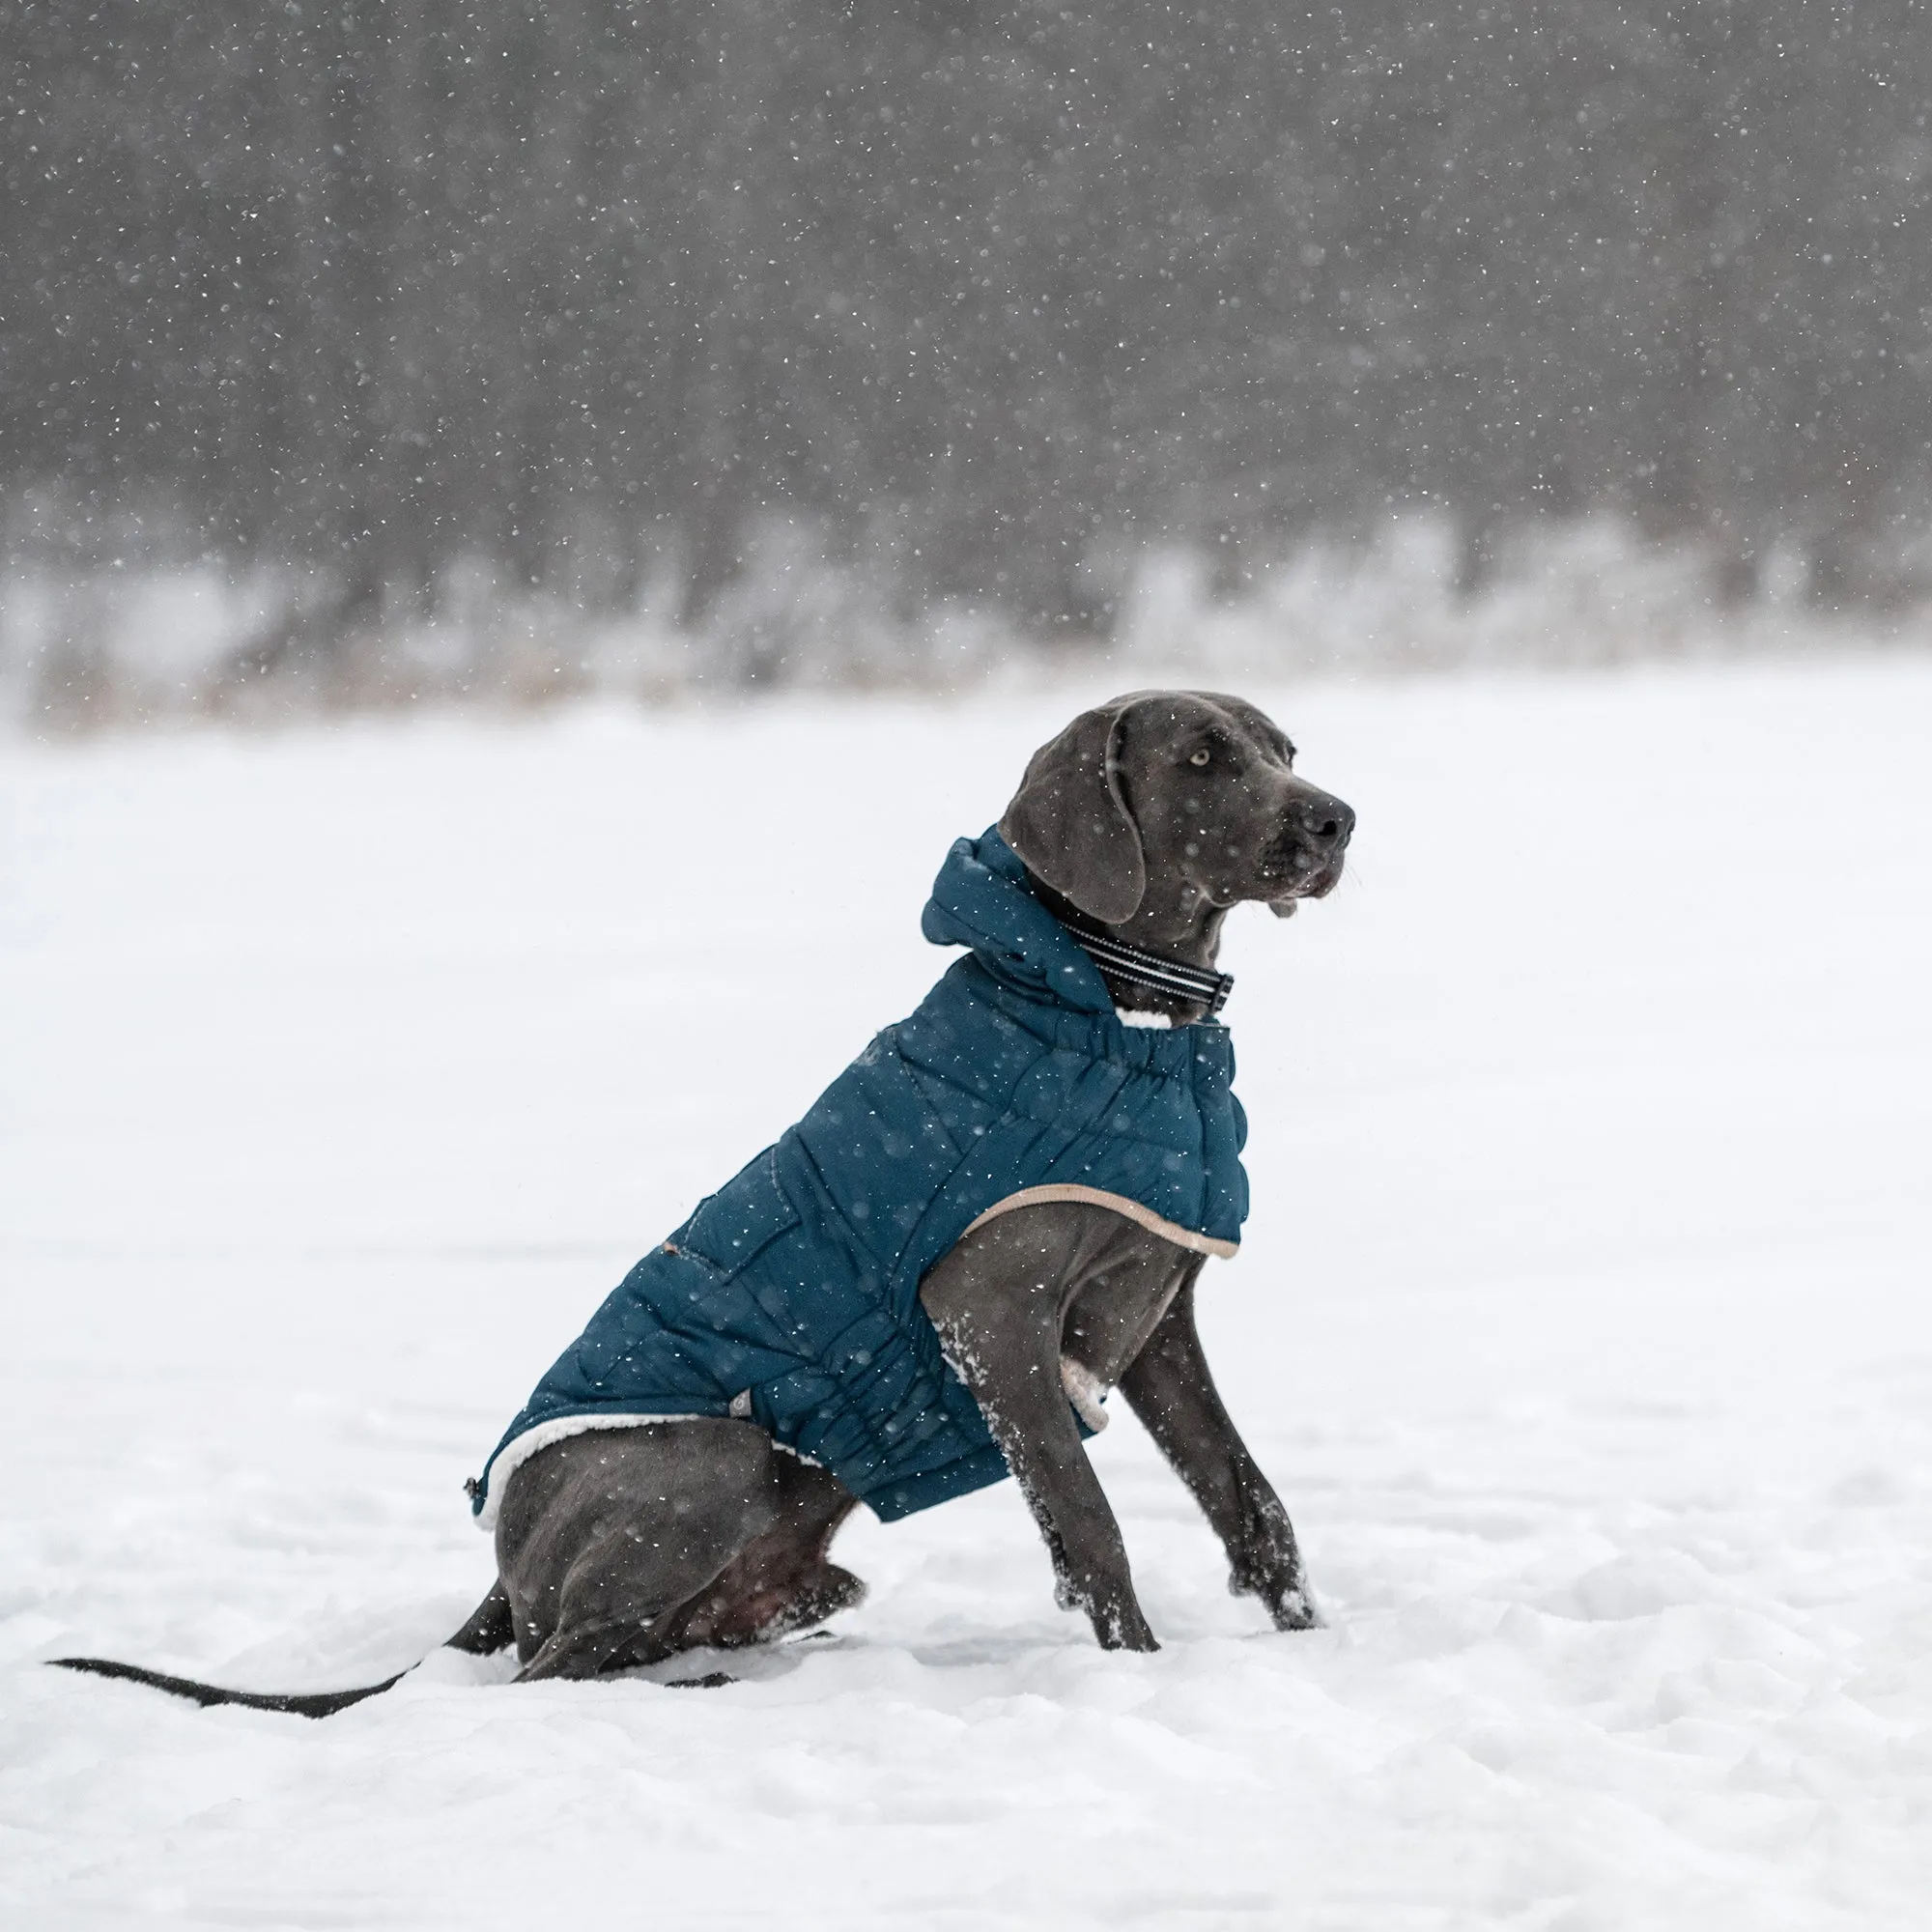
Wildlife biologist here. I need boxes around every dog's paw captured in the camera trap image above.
[1253,1577,1323,1632]
[1054,1566,1158,1650]
[1094,1602,1160,1653]
[1080,1582,1160,1652]
[1270,1588,1322,1632]
[760,1563,868,1642]
[1228,1560,1323,1631]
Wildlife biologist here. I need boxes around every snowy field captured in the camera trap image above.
[4,657,1931,1929]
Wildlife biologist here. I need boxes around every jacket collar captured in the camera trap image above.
[923,827,1116,1014]
[922,827,1231,1021]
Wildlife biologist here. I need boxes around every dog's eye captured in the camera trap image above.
[1188,748,1211,767]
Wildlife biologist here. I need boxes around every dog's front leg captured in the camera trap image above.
[1120,1281,1319,1630]
[921,1225,1158,1652]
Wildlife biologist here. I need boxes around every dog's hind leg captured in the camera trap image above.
[510,1507,774,1682]
[499,1419,795,1682]
[516,1462,864,1678]
[660,1457,864,1651]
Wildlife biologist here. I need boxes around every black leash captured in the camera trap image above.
[1056,912,1235,1017]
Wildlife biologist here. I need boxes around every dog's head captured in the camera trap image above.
[1000,691,1353,926]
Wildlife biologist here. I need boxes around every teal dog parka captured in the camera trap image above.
[470,825,1249,1527]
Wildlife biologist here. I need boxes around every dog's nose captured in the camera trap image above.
[1288,792,1355,853]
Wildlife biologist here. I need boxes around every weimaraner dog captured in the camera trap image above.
[55,690,1353,1714]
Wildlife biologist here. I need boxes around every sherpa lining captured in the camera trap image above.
[961,1184,1240,1260]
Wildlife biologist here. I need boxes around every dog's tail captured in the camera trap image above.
[47,1581,515,1720]
[46,1655,409,1718]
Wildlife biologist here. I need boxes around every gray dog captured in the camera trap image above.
[55,690,1352,1715]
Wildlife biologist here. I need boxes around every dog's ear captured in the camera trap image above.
[999,696,1149,924]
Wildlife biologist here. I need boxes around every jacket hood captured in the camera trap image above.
[921,826,1118,1016]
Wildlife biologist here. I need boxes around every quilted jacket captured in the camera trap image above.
[470,825,1249,1526]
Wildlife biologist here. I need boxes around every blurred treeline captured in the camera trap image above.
[4,0,1930,654]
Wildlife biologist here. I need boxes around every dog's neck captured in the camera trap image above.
[1029,874,1231,1025]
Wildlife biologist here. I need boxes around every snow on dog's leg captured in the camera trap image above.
[922,1213,1160,1653]
[1121,1280,1320,1631]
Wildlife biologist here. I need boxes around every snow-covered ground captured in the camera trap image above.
[4,658,1930,1928]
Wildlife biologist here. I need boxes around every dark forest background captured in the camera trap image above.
[5,0,1931,690]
